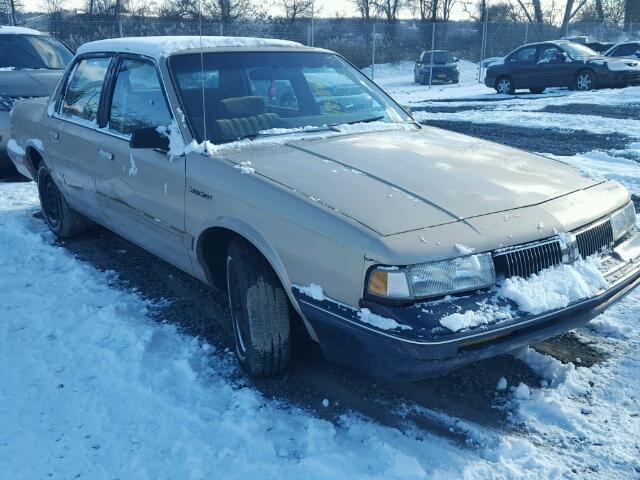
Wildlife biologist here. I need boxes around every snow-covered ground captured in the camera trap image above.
[369,60,495,104]
[3,63,640,478]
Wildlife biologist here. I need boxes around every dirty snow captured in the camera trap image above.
[128,154,138,176]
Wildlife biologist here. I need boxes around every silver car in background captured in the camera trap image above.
[8,36,640,381]
[0,26,72,174]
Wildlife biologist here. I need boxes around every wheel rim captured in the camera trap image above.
[577,73,592,90]
[226,256,249,361]
[497,79,511,94]
[40,172,62,230]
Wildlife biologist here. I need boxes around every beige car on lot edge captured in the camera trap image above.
[8,36,640,380]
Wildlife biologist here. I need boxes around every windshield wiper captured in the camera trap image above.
[245,124,340,141]
[331,115,384,128]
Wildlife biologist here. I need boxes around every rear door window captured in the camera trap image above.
[60,57,111,123]
[108,58,172,136]
[511,47,538,63]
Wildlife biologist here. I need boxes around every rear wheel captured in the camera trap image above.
[37,165,89,238]
[529,87,545,94]
[575,70,596,91]
[226,238,291,377]
[496,76,515,94]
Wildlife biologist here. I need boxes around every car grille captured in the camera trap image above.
[493,239,563,279]
[575,219,613,258]
[493,219,614,279]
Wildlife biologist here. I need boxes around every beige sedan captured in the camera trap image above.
[9,36,640,380]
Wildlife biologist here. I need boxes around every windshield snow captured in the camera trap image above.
[169,51,410,144]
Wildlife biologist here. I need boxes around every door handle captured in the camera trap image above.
[98,149,114,161]
[49,130,59,140]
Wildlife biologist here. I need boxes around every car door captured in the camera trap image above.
[95,55,192,272]
[506,46,540,88]
[49,55,113,214]
[536,45,571,87]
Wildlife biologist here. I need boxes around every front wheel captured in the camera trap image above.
[37,165,90,238]
[496,76,515,94]
[575,70,596,91]
[226,238,292,377]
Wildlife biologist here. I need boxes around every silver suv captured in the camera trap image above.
[9,36,640,380]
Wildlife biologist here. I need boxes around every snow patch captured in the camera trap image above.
[454,243,475,255]
[296,283,325,301]
[7,138,25,157]
[499,256,607,315]
[234,161,255,175]
[128,154,138,176]
[358,308,413,331]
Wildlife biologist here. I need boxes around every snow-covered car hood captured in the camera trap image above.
[0,69,63,97]
[223,127,600,236]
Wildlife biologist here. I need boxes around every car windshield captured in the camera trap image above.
[0,35,72,70]
[169,51,410,144]
[561,43,599,58]
[423,51,454,64]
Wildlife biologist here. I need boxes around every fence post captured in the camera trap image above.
[525,22,528,44]
[428,22,435,88]
[478,19,487,83]
[119,17,123,37]
[370,22,376,80]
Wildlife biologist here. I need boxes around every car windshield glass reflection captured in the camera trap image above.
[0,35,72,69]
[562,43,599,58]
[169,51,410,144]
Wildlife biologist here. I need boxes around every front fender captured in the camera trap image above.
[193,215,320,341]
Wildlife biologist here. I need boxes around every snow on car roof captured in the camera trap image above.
[0,25,45,35]
[76,36,306,59]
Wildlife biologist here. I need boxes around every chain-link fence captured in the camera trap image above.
[20,13,640,84]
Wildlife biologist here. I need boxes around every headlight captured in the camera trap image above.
[611,201,636,241]
[366,253,496,301]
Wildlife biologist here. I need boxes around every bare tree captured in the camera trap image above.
[440,0,456,21]
[204,0,255,28]
[561,0,589,35]
[352,0,377,20]
[374,0,403,22]
[626,0,640,28]
[279,0,314,25]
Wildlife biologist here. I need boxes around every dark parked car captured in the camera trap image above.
[414,50,459,85]
[0,26,73,175]
[485,40,640,94]
[604,41,640,60]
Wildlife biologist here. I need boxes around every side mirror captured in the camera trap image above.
[130,127,169,151]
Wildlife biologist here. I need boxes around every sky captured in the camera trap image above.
[19,0,476,21]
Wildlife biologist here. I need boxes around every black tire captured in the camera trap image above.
[495,76,515,95]
[37,165,89,238]
[574,70,596,91]
[529,87,545,94]
[226,238,291,377]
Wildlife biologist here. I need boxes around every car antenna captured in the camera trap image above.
[198,0,208,154]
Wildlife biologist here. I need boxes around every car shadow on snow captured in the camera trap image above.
[41,214,609,445]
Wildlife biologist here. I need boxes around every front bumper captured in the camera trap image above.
[295,235,640,380]
[598,69,640,87]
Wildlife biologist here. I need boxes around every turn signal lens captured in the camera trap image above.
[367,269,411,299]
